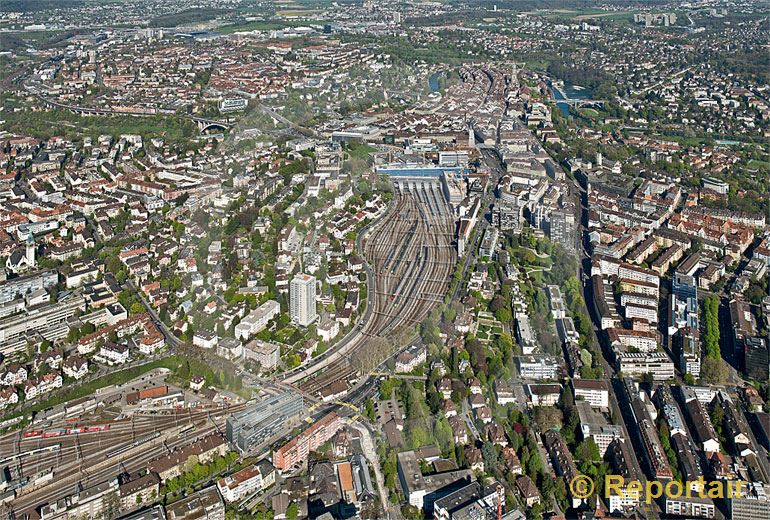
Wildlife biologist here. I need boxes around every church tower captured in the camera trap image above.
[26,231,35,268]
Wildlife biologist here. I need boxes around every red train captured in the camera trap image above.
[23,424,111,438]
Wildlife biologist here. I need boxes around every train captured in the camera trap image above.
[105,431,160,459]
[22,424,111,438]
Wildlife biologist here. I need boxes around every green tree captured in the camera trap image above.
[575,439,600,463]
[434,416,454,455]
[482,441,499,473]
[700,357,727,384]
[286,502,299,520]
[409,425,430,450]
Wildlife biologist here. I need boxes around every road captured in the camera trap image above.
[448,147,506,303]
[350,422,394,517]
[127,280,182,349]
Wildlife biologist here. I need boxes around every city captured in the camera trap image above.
[0,0,768,519]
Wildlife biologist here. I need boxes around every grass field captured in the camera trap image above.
[347,142,375,160]
[0,104,197,143]
[579,107,600,118]
[748,159,770,170]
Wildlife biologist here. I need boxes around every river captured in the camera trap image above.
[551,81,592,116]
[428,71,443,93]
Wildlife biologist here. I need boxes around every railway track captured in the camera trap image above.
[1,405,245,514]
[298,187,455,394]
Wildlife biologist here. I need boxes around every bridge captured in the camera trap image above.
[191,117,234,132]
[559,98,606,109]
[25,85,233,133]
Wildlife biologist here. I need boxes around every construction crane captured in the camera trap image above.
[497,483,503,520]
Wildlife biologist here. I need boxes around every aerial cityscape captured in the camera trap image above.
[0,0,768,519]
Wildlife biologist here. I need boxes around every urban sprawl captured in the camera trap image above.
[0,1,768,520]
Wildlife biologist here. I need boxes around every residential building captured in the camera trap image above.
[193,330,218,349]
[234,300,280,340]
[217,465,264,503]
[290,274,317,327]
[273,413,343,471]
[119,473,160,510]
[243,339,281,370]
[165,486,225,520]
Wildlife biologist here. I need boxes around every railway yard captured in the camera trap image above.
[0,404,242,515]
[287,187,457,396]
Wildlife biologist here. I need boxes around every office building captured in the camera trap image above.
[290,274,317,327]
[572,379,609,408]
[744,336,769,382]
[0,269,57,305]
[576,401,623,456]
[226,391,304,454]
[0,292,86,358]
[516,355,561,380]
[702,177,729,195]
[665,495,715,519]
[493,188,525,232]
[438,151,469,168]
[397,450,472,511]
[478,227,499,259]
[617,352,675,380]
[434,481,505,520]
[549,209,576,250]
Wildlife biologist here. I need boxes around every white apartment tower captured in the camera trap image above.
[290,274,317,327]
